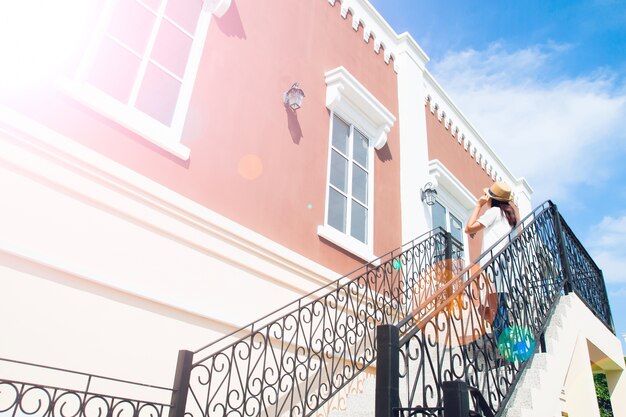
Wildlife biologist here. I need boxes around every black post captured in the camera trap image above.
[444,231,454,297]
[376,324,400,417]
[169,350,194,417]
[552,205,573,295]
[445,231,453,261]
[442,380,469,417]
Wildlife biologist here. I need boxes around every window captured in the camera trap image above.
[326,114,372,245]
[432,201,465,257]
[318,67,396,262]
[66,0,230,160]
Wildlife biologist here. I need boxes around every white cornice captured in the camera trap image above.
[325,66,396,150]
[206,0,232,17]
[424,70,533,203]
[428,160,476,210]
[395,32,429,70]
[326,0,429,73]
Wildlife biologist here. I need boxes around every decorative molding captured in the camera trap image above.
[207,0,232,17]
[325,67,396,150]
[428,160,476,210]
[317,225,377,264]
[423,70,533,207]
[324,0,429,72]
[0,107,341,294]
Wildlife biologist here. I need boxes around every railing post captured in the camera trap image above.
[442,380,470,417]
[444,231,454,299]
[376,324,399,417]
[169,350,194,417]
[444,231,453,260]
[552,204,573,295]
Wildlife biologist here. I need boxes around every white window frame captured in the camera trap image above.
[428,160,478,266]
[317,67,396,262]
[319,113,375,260]
[430,195,467,247]
[61,0,232,160]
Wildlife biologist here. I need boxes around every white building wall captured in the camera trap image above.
[0,108,342,382]
[395,34,432,242]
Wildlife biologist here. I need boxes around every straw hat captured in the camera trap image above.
[484,181,513,202]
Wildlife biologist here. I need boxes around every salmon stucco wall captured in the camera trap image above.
[7,0,402,275]
[425,107,500,261]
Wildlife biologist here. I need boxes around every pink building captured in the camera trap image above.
[0,1,623,416]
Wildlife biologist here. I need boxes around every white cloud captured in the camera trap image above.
[430,43,626,204]
[587,215,626,283]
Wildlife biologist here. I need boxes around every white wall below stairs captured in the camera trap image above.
[503,293,626,417]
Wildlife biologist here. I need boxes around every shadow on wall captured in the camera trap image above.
[377,143,392,163]
[216,0,246,39]
[285,106,303,144]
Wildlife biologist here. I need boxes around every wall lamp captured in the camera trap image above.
[283,82,305,110]
[421,182,438,206]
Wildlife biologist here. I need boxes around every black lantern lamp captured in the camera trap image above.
[421,182,438,206]
[283,83,305,110]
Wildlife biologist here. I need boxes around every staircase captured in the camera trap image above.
[374,201,616,417]
[0,201,618,417]
[501,295,576,417]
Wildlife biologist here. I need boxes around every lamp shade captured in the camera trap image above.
[284,83,305,110]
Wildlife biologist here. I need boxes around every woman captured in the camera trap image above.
[465,181,518,339]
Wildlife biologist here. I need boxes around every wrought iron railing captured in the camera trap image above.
[0,357,173,417]
[559,213,614,331]
[375,201,615,417]
[183,228,464,417]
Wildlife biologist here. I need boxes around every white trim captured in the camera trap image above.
[424,71,533,202]
[320,112,376,262]
[325,66,396,150]
[430,188,471,266]
[208,0,232,17]
[61,82,191,160]
[428,159,477,210]
[63,0,232,161]
[325,0,429,72]
[0,107,341,291]
[317,225,376,263]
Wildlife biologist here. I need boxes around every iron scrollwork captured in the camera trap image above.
[187,229,464,417]
[396,201,614,416]
[0,358,172,417]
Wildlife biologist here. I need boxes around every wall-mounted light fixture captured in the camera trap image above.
[421,182,438,206]
[283,82,305,110]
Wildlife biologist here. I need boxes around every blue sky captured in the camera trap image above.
[369,0,626,352]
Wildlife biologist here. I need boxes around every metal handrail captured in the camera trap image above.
[388,200,614,416]
[0,357,173,391]
[396,201,554,336]
[186,228,464,417]
[193,227,448,359]
[0,357,173,417]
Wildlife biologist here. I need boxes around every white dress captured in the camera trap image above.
[478,206,513,291]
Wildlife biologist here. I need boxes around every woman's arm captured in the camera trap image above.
[465,194,490,234]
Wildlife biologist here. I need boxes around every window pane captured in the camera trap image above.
[328,188,347,233]
[135,63,181,125]
[151,18,193,78]
[450,213,463,244]
[351,201,368,243]
[88,37,141,103]
[108,0,156,55]
[352,164,368,205]
[332,115,349,155]
[432,201,446,232]
[165,0,202,34]
[330,150,348,193]
[353,129,369,169]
